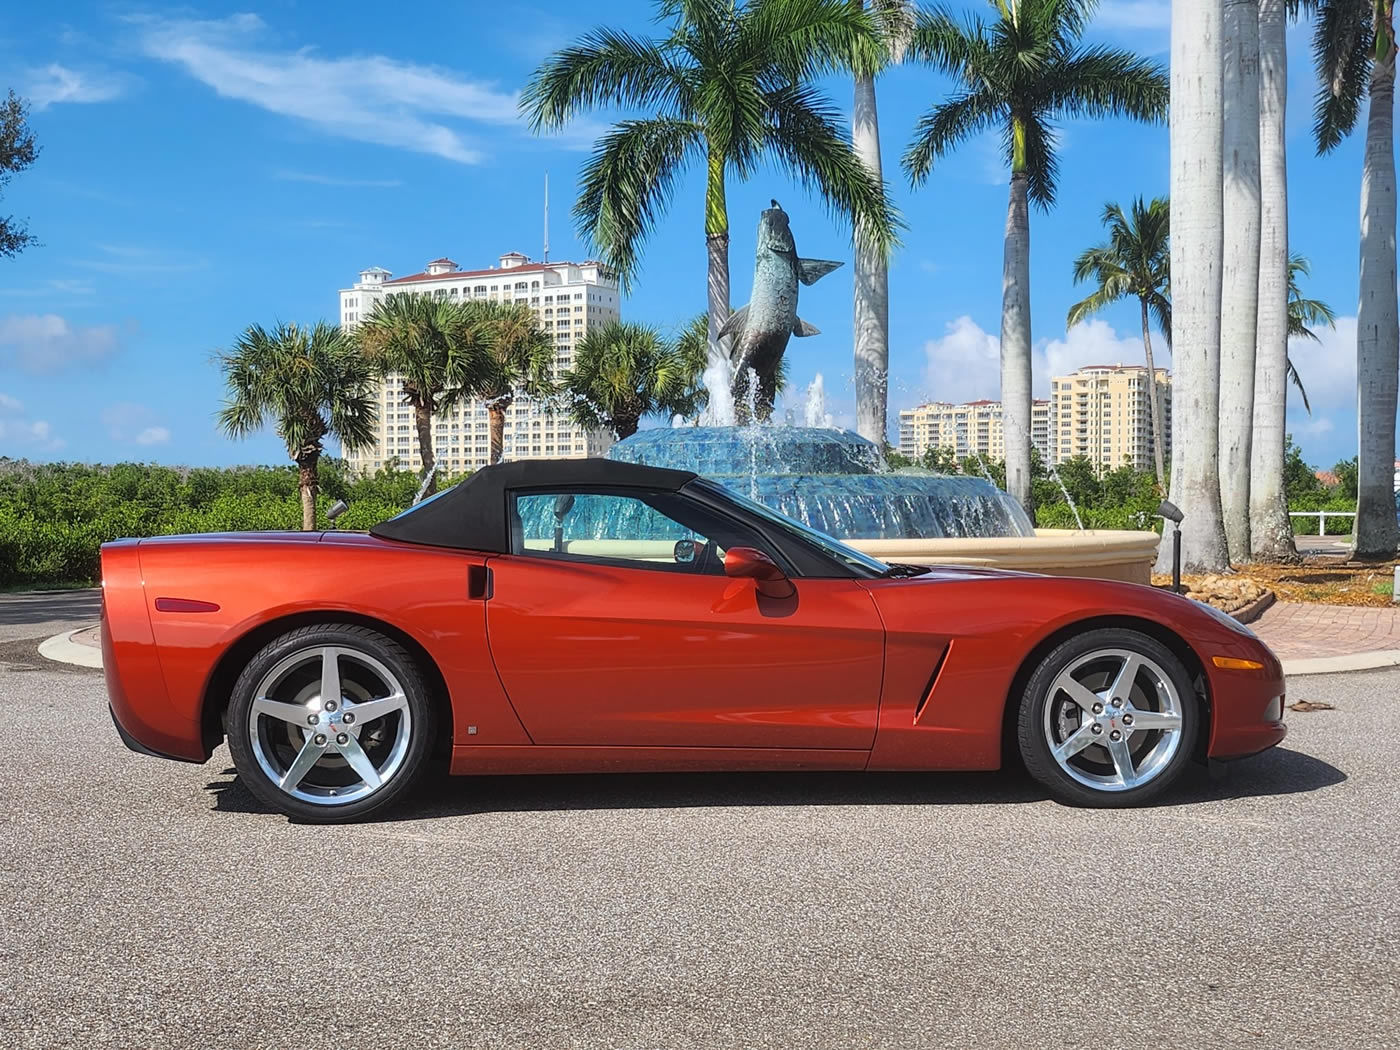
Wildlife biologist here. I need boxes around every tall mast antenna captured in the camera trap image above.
[543,172,550,263]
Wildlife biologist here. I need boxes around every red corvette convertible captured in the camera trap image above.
[102,458,1286,821]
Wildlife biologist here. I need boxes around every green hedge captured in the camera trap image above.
[0,459,459,588]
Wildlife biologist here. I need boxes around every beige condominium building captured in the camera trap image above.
[898,399,1053,462]
[337,252,618,475]
[1050,363,1171,471]
[899,364,1171,472]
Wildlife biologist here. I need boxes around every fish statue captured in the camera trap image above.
[720,201,842,422]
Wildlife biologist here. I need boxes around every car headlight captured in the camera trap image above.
[1194,598,1259,638]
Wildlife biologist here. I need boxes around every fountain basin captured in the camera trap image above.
[604,426,1160,584]
[611,427,1034,539]
[848,530,1162,585]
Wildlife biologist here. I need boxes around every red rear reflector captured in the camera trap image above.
[154,598,220,613]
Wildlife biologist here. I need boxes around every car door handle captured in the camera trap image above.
[468,564,493,600]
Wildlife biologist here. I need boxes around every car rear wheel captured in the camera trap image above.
[226,624,436,823]
[1017,628,1199,807]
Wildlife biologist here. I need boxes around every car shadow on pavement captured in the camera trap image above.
[203,745,1345,821]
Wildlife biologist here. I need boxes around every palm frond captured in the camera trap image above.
[1311,0,1373,153]
[902,87,1003,184]
[573,117,706,290]
[1287,355,1313,414]
[521,27,692,130]
[1038,45,1170,123]
[1018,111,1061,207]
[764,82,902,251]
[741,0,883,80]
[1067,285,1125,328]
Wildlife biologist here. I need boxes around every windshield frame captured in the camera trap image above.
[688,478,890,578]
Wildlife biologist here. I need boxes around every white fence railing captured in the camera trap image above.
[1289,510,1356,536]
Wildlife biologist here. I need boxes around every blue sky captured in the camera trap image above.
[0,0,1373,471]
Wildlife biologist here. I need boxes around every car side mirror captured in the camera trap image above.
[724,546,796,600]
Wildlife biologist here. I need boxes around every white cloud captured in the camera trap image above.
[77,244,206,276]
[101,402,170,445]
[0,314,121,373]
[25,63,132,109]
[0,394,63,451]
[133,13,527,165]
[914,316,1163,407]
[1285,315,1356,444]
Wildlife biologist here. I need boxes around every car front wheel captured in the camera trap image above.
[1017,628,1199,807]
[226,624,436,823]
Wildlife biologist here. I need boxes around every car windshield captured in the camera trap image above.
[692,479,890,576]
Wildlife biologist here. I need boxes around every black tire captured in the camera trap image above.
[1016,627,1199,808]
[226,624,437,823]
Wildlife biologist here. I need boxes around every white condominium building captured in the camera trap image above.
[1050,364,1171,472]
[898,399,1053,462]
[337,252,619,474]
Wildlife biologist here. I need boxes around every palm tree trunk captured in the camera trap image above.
[1159,0,1230,573]
[1249,0,1298,561]
[414,399,437,497]
[1000,169,1033,514]
[1218,0,1262,561]
[296,451,319,531]
[487,398,510,466]
[1139,298,1167,485]
[704,147,735,426]
[853,69,890,447]
[1355,48,1400,557]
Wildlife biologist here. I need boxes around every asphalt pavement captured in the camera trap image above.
[1,641,1396,1048]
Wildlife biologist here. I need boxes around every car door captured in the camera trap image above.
[483,486,885,750]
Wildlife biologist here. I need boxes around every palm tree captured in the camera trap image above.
[563,320,708,439]
[1250,0,1295,561]
[472,302,556,465]
[217,322,377,531]
[1161,0,1231,572]
[1219,0,1263,562]
[853,0,913,446]
[354,293,487,497]
[1067,196,1171,485]
[1285,253,1340,414]
[901,0,1168,513]
[521,0,899,416]
[1309,0,1400,557]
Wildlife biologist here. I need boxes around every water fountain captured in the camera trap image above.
[610,204,1160,582]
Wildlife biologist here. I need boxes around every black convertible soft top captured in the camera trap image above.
[369,458,697,553]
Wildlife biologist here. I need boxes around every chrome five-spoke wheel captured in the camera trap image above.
[227,625,435,822]
[1018,628,1199,807]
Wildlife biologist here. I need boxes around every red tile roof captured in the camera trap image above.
[385,262,558,286]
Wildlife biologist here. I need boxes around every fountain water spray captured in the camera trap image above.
[1046,461,1085,531]
[804,373,833,429]
[412,459,440,505]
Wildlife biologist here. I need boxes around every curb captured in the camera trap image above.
[1280,649,1400,677]
[1232,590,1276,625]
[37,629,103,670]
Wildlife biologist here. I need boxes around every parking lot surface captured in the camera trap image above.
[1,657,1395,1048]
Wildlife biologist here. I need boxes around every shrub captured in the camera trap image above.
[0,459,447,588]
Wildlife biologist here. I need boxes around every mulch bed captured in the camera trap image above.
[1151,554,1399,608]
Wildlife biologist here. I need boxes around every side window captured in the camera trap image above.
[510,490,769,573]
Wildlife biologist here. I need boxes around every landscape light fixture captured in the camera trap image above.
[1157,499,1184,593]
